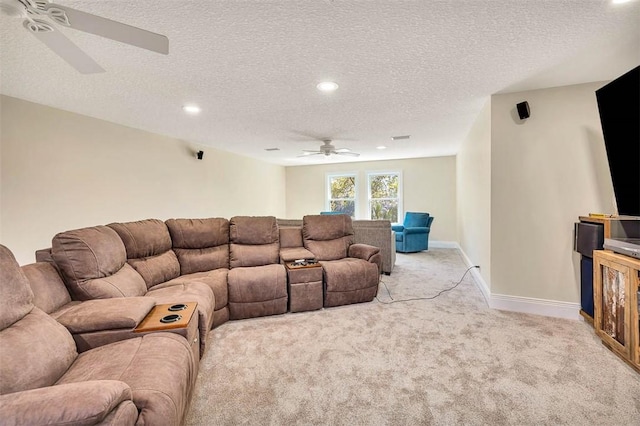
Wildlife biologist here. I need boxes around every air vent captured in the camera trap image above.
[265,147,280,151]
[391,135,411,140]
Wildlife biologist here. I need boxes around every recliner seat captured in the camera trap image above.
[302,214,381,307]
[227,216,288,319]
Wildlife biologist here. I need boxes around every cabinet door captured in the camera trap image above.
[632,269,640,369]
[594,256,631,358]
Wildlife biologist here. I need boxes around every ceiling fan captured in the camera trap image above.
[0,0,169,73]
[298,140,360,158]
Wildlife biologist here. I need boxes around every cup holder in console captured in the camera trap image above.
[168,304,188,312]
[160,314,182,324]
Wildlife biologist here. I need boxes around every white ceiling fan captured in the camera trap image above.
[298,140,360,158]
[0,0,169,73]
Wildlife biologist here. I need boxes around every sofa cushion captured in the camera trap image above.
[229,216,279,268]
[279,227,303,248]
[21,262,71,315]
[108,220,181,289]
[227,264,287,320]
[166,218,229,249]
[57,333,194,426]
[280,247,316,263]
[302,215,354,261]
[0,308,78,394]
[321,258,379,307]
[0,380,137,426]
[230,216,278,245]
[52,226,147,300]
[164,269,228,311]
[0,245,35,330]
[230,243,280,268]
[165,218,230,275]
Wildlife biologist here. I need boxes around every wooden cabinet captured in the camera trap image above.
[594,250,640,373]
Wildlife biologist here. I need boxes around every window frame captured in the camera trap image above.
[325,172,359,218]
[366,170,403,223]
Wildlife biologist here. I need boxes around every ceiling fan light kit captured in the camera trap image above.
[3,0,169,73]
[298,140,360,158]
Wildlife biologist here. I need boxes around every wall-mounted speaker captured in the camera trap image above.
[516,101,530,120]
[196,150,204,160]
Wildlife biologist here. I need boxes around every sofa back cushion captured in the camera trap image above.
[0,245,35,330]
[0,245,77,394]
[52,226,147,300]
[279,227,303,248]
[302,215,354,261]
[22,262,71,315]
[108,219,180,289]
[165,218,230,274]
[229,216,279,268]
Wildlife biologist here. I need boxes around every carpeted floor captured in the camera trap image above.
[185,249,640,425]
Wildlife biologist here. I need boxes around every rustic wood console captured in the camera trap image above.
[593,250,640,373]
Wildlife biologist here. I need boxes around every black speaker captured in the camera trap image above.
[196,150,204,160]
[516,101,530,120]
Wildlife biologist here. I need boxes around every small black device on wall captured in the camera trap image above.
[516,101,530,120]
[196,150,204,160]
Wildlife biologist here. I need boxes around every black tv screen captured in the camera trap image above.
[595,66,640,217]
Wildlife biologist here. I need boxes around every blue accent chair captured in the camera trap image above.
[392,212,434,253]
[320,211,344,215]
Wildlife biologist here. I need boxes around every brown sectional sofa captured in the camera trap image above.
[1,214,381,424]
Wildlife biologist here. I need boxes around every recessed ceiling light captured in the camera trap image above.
[182,104,201,114]
[317,81,339,92]
[376,146,387,150]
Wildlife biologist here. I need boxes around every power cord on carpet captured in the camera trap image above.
[375,265,480,304]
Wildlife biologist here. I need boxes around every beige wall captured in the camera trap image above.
[285,157,457,242]
[490,82,614,302]
[0,96,286,265]
[457,99,492,288]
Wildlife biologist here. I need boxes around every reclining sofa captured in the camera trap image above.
[1,214,381,424]
[0,245,197,425]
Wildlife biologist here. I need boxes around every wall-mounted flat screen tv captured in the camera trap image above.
[595,66,640,218]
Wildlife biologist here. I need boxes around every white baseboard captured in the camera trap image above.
[455,244,581,320]
[454,243,491,306]
[430,241,459,249]
[489,294,580,320]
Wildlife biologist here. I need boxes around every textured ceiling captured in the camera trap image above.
[1,1,638,166]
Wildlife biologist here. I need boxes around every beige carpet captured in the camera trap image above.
[185,249,640,425]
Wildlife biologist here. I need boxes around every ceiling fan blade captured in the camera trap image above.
[302,149,323,153]
[45,4,169,54]
[335,151,360,157]
[24,19,105,73]
[297,152,323,157]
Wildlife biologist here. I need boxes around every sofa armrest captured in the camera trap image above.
[404,226,429,235]
[0,380,134,426]
[391,225,405,232]
[54,297,155,333]
[349,243,380,262]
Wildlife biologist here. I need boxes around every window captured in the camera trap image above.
[327,173,357,217]
[368,171,401,222]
